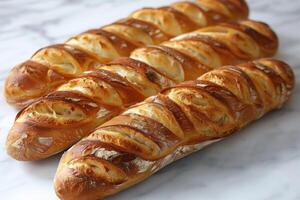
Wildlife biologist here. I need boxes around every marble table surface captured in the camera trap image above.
[0,0,299,199]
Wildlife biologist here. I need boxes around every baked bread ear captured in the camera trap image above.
[4,0,249,108]
[53,58,294,200]
[5,20,278,161]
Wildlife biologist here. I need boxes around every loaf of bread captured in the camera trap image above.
[4,0,249,108]
[5,20,278,161]
[54,58,294,200]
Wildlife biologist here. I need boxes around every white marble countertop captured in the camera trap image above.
[0,0,299,199]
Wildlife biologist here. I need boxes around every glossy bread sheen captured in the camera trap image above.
[5,19,278,161]
[4,0,249,108]
[54,58,295,199]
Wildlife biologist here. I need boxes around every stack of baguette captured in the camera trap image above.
[2,0,295,200]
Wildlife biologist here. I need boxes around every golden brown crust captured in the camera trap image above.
[54,58,295,199]
[4,0,249,108]
[5,19,279,161]
[4,60,66,107]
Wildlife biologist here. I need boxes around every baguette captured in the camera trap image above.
[4,0,249,108]
[5,20,278,161]
[54,58,295,200]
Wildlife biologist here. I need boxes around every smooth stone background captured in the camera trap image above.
[0,0,299,199]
